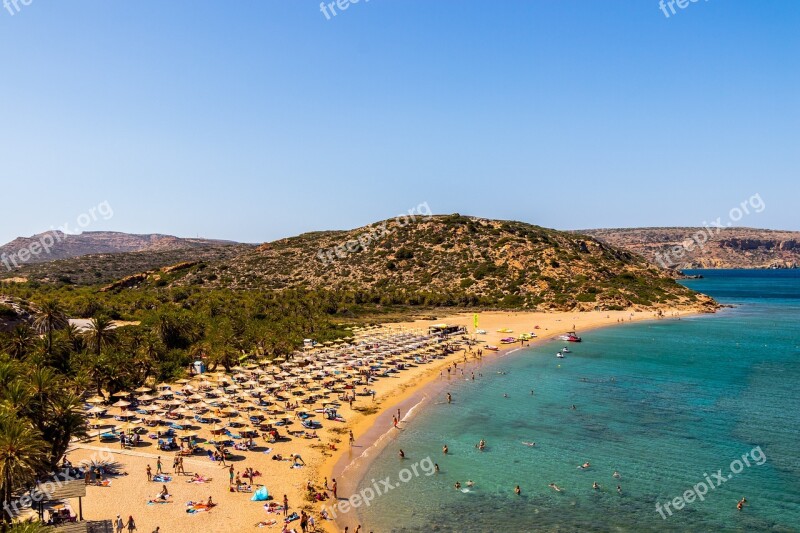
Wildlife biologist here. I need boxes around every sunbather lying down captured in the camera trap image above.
[187,474,212,483]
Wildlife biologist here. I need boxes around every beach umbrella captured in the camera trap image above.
[112,400,131,408]
[176,378,191,384]
[111,391,131,398]
[134,386,152,393]
[86,396,105,404]
[137,394,156,402]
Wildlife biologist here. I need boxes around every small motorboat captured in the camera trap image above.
[558,331,582,342]
[476,329,487,335]
[500,337,517,344]
[485,345,499,351]
[561,347,571,353]
[497,328,513,333]
[556,352,565,359]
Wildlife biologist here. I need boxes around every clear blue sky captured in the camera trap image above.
[1,0,798,245]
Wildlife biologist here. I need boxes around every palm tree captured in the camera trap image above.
[82,316,117,356]
[0,416,47,530]
[32,301,68,359]
[3,326,34,361]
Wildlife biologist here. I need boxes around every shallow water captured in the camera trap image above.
[353,270,800,532]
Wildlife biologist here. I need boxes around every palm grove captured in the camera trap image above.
[0,285,353,529]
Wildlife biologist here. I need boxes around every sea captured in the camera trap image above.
[352,269,800,532]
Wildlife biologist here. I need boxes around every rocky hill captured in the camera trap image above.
[0,244,252,285]
[0,231,238,267]
[153,214,714,312]
[579,228,800,270]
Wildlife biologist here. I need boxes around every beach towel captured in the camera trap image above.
[152,475,172,482]
[185,503,213,514]
[97,480,112,487]
[250,486,269,501]
[285,512,299,523]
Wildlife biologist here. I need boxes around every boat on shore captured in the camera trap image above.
[500,337,516,344]
[485,345,499,351]
[558,331,582,342]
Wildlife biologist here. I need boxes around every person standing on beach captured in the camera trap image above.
[229,465,235,485]
[146,464,152,482]
[115,515,124,533]
[126,515,136,532]
[331,478,337,499]
[349,430,354,447]
[156,456,163,474]
[392,416,398,428]
[447,393,452,404]
[283,494,289,516]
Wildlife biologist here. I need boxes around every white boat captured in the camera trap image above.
[556,352,565,359]
[561,347,571,353]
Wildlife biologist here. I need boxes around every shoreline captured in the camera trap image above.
[320,308,703,532]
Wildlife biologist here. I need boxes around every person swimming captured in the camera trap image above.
[515,485,521,495]
[613,471,621,478]
[579,462,590,469]
[617,485,622,494]
[454,481,461,490]
[399,449,405,459]
[466,480,474,487]
[548,483,562,492]
[442,445,448,454]
[522,441,536,447]
[593,482,599,490]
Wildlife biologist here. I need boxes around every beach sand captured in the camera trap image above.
[61,308,701,533]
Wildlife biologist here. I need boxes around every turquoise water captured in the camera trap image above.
[353,270,800,532]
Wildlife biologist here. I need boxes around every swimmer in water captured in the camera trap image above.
[515,485,521,495]
[617,485,622,495]
[466,480,474,487]
[571,404,577,410]
[503,393,508,398]
[454,481,461,490]
[446,393,452,404]
[593,482,599,490]
[579,462,590,469]
[548,483,562,492]
[442,445,448,455]
[613,471,621,479]
[399,449,405,459]
[522,442,536,447]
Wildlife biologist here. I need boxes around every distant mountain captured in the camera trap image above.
[579,228,800,270]
[146,214,714,312]
[0,231,238,266]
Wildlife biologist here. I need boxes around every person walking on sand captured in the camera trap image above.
[146,465,152,482]
[392,416,398,428]
[331,478,337,499]
[283,494,289,516]
[115,515,124,533]
[126,515,136,532]
[229,465,235,485]
[349,430,354,447]
[156,456,163,474]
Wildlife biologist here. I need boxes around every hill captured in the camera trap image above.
[0,231,238,267]
[150,214,715,312]
[0,244,253,285]
[579,228,800,270]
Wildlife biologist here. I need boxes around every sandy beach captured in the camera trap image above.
[59,308,701,533]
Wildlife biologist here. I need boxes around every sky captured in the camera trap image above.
[1,0,798,245]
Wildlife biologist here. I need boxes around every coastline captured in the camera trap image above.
[319,308,703,532]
